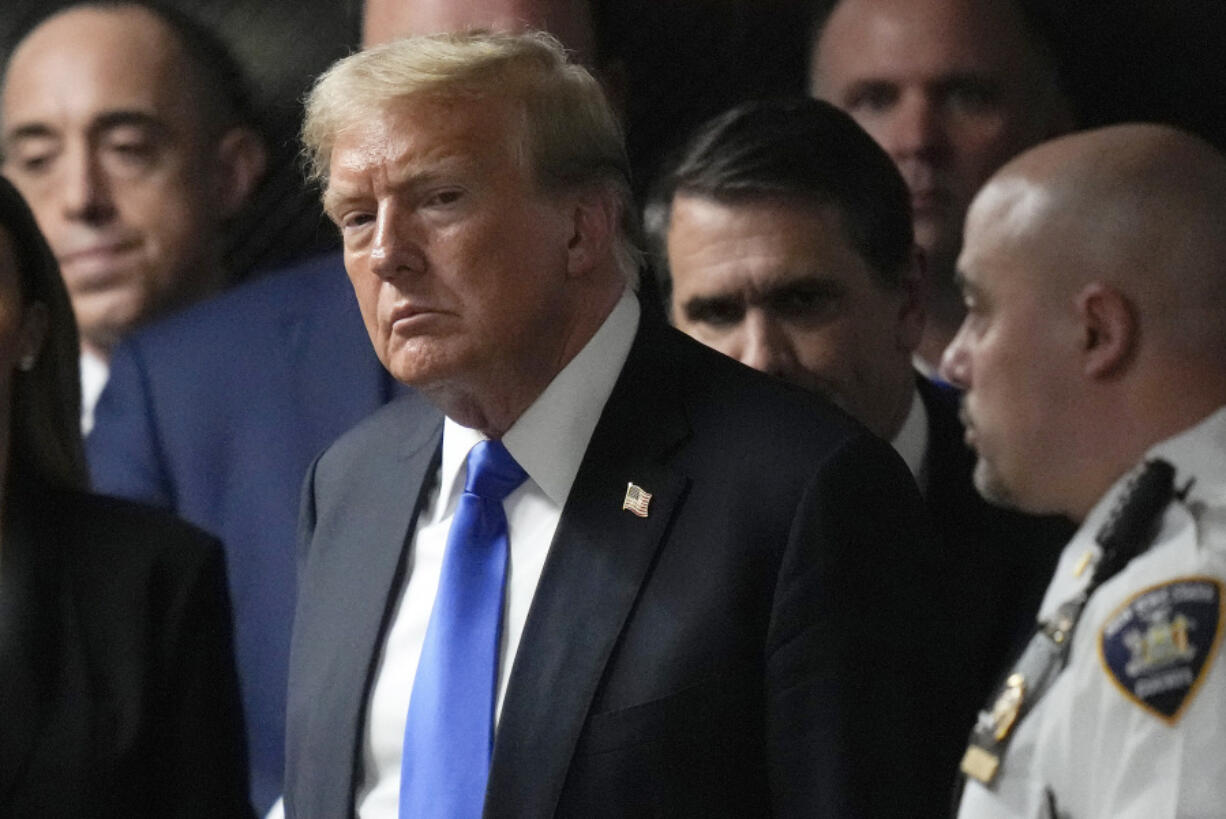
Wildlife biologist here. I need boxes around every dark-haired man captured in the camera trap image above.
[648,97,1073,803]
[1,2,266,431]
[809,0,1072,368]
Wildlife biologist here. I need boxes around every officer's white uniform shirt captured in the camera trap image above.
[959,405,1226,818]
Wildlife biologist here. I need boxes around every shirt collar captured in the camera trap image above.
[1144,404,1226,504]
[1040,404,1226,617]
[1081,404,1226,528]
[434,290,641,517]
[79,349,109,435]
[891,385,929,491]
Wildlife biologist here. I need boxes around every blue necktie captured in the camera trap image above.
[400,440,527,819]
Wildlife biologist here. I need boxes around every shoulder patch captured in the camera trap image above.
[1099,577,1224,723]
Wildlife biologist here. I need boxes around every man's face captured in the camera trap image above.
[324,94,577,399]
[667,194,919,440]
[810,0,1065,281]
[2,7,227,354]
[939,184,1077,513]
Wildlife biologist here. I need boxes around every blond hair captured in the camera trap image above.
[301,29,640,285]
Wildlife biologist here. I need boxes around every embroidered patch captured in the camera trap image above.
[1099,577,1224,723]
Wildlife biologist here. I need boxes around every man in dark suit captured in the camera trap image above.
[87,4,605,814]
[288,30,956,818]
[646,98,1073,804]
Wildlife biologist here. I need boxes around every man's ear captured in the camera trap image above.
[1076,282,1136,379]
[214,125,267,218]
[566,187,617,279]
[896,244,929,352]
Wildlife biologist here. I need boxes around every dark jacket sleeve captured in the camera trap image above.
[147,533,255,818]
[766,431,957,818]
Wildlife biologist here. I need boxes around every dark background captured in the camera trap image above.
[4,0,1224,284]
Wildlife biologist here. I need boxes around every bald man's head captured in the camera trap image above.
[941,124,1226,519]
[973,124,1226,353]
[362,0,596,65]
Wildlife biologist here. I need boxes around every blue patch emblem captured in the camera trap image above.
[1099,577,1224,723]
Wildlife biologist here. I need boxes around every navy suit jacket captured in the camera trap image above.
[287,320,965,818]
[917,376,1072,804]
[87,252,399,813]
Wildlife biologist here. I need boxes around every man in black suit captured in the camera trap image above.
[288,31,954,817]
[646,98,1074,806]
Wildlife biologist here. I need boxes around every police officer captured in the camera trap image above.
[941,123,1226,817]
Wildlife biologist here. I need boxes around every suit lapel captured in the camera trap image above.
[486,322,692,817]
[294,395,443,813]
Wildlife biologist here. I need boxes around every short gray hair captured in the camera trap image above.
[301,29,641,286]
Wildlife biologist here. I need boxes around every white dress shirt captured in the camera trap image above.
[892,385,930,494]
[356,291,640,818]
[79,349,108,435]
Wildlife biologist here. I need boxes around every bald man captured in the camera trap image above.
[1,3,266,431]
[809,0,1071,368]
[942,124,1226,817]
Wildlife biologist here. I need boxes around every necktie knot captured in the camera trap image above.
[464,440,527,502]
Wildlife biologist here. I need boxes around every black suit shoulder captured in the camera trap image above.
[2,487,254,818]
[611,321,874,477]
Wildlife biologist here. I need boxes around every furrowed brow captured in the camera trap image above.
[90,110,167,136]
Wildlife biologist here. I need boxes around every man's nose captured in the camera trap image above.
[738,311,796,379]
[369,207,426,280]
[939,323,971,388]
[883,92,948,163]
[61,148,117,225]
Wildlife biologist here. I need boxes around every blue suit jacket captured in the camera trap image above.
[87,252,399,813]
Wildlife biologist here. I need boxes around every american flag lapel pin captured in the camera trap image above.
[622,482,652,518]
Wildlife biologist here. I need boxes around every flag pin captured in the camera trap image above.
[622,483,652,517]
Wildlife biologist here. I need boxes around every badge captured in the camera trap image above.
[622,482,652,517]
[1099,577,1224,722]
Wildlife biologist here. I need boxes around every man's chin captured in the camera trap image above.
[972,459,1025,511]
[382,345,466,391]
[72,295,150,354]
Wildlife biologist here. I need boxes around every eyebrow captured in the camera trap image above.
[840,78,896,99]
[682,293,742,318]
[320,189,357,222]
[4,109,166,147]
[321,162,474,219]
[681,276,846,317]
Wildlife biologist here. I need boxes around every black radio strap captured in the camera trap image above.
[960,459,1178,786]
